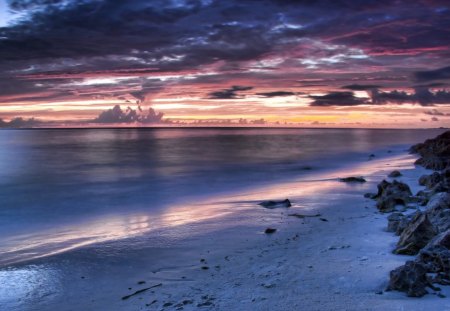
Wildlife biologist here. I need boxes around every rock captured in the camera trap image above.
[419,172,442,188]
[410,131,450,170]
[387,212,405,232]
[339,176,366,183]
[288,213,321,219]
[395,212,418,236]
[258,199,291,208]
[364,192,377,199]
[415,156,448,171]
[373,180,412,212]
[419,245,450,277]
[394,213,437,255]
[265,228,277,234]
[424,192,450,233]
[387,261,431,297]
[412,191,430,206]
[388,170,402,178]
[426,229,450,249]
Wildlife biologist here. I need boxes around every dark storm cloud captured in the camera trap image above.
[93,105,167,124]
[414,82,448,88]
[341,84,381,90]
[208,86,253,99]
[371,87,450,106]
[309,87,450,107]
[0,117,43,128]
[424,109,450,116]
[309,92,368,106]
[2,0,448,69]
[256,91,297,97]
[414,66,450,82]
[0,1,276,67]
[1,0,449,107]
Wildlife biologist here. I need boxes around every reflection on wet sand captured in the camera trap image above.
[0,153,415,267]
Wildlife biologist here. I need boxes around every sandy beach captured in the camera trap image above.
[2,145,449,311]
[1,0,449,309]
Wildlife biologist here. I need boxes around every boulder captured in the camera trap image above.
[265,228,277,234]
[424,193,450,233]
[410,131,450,170]
[419,172,442,188]
[394,213,437,255]
[364,192,377,199]
[339,176,366,183]
[395,212,419,236]
[415,156,448,171]
[419,245,450,277]
[418,169,450,196]
[388,170,402,178]
[374,180,412,212]
[387,212,405,233]
[426,229,450,249]
[387,261,430,297]
[258,199,291,208]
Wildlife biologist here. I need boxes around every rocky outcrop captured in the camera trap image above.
[395,212,418,236]
[387,212,405,233]
[419,246,450,282]
[387,261,432,297]
[381,131,450,297]
[419,172,443,188]
[373,180,412,212]
[428,229,450,249]
[410,131,450,170]
[339,176,366,183]
[258,199,291,208]
[394,213,437,255]
[388,170,402,178]
[418,169,450,199]
[424,193,450,233]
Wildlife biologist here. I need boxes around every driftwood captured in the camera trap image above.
[121,283,162,300]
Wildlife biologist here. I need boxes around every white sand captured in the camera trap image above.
[1,151,449,311]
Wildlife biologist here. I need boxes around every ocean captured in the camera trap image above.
[0,128,445,266]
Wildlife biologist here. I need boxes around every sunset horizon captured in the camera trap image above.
[1,0,449,128]
[1,2,450,310]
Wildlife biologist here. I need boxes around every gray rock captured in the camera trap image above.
[264,228,277,234]
[374,180,412,213]
[425,193,450,233]
[419,245,450,276]
[426,229,450,249]
[258,199,291,208]
[364,192,377,199]
[339,176,366,183]
[419,172,442,188]
[388,170,402,178]
[410,131,450,170]
[387,212,405,233]
[387,261,431,297]
[395,212,418,236]
[394,213,437,255]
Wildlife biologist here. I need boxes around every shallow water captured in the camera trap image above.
[0,128,445,265]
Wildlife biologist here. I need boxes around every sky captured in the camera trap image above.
[0,0,449,128]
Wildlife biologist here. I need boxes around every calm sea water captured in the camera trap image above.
[0,128,445,265]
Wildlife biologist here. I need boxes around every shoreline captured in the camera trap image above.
[0,142,414,268]
[2,142,449,310]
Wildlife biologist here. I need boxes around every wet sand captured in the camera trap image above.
[1,151,449,311]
